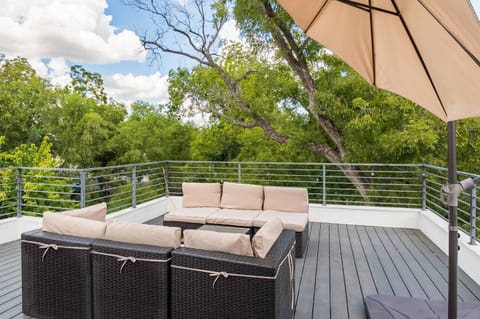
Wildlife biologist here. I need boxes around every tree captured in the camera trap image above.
[42,65,127,167]
[69,65,108,105]
[0,58,55,149]
[108,101,194,164]
[0,136,68,217]
[128,0,457,198]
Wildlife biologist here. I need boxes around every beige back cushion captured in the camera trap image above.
[263,186,309,213]
[252,218,284,258]
[184,229,253,256]
[220,182,264,210]
[182,182,221,208]
[43,212,106,239]
[62,202,107,221]
[105,220,181,248]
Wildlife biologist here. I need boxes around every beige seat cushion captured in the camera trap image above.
[163,207,221,224]
[105,220,181,248]
[263,186,309,213]
[220,182,264,210]
[252,218,283,258]
[182,182,221,208]
[43,212,106,239]
[253,211,308,232]
[62,202,107,221]
[184,229,253,256]
[206,209,261,227]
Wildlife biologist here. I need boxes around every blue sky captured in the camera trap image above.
[0,0,479,107]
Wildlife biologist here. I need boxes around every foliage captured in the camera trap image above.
[46,92,126,167]
[0,58,55,149]
[108,101,194,164]
[0,137,70,217]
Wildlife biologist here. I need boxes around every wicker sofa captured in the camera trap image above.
[171,229,296,319]
[163,182,309,257]
[22,202,296,319]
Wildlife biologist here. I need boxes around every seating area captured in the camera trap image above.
[21,200,296,319]
[163,182,309,257]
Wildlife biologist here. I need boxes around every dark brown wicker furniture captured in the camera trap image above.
[91,239,173,319]
[163,220,203,234]
[170,230,296,319]
[296,225,309,258]
[198,224,252,236]
[167,220,307,257]
[21,229,94,319]
[253,224,308,258]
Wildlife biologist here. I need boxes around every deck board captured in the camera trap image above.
[1,219,480,319]
[338,224,366,319]
[295,223,320,319]
[312,223,330,319]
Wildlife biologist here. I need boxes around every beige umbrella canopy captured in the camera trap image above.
[277,1,480,318]
[278,0,480,122]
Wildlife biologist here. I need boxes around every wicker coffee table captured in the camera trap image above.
[198,224,251,235]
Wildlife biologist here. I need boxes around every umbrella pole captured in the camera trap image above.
[448,121,458,319]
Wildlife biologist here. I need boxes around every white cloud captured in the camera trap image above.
[219,20,241,43]
[25,57,71,87]
[28,58,49,78]
[46,58,71,87]
[103,72,170,105]
[0,0,146,64]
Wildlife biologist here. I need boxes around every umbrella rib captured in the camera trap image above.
[390,0,448,118]
[368,0,376,86]
[305,0,330,34]
[336,0,398,15]
[417,0,480,68]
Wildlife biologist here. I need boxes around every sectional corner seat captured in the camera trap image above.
[171,228,296,319]
[21,204,180,319]
[163,182,309,257]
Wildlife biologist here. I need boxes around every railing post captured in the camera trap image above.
[422,165,427,210]
[237,162,242,183]
[469,184,477,245]
[80,170,86,208]
[322,164,326,206]
[132,165,137,208]
[16,168,22,217]
[164,161,170,197]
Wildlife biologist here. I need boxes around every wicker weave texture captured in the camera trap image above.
[171,230,295,319]
[162,220,203,235]
[21,230,94,319]
[296,224,309,258]
[91,240,172,319]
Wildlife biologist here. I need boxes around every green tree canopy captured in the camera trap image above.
[109,101,194,164]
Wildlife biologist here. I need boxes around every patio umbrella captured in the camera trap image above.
[276,0,480,318]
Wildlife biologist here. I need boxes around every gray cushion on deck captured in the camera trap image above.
[365,295,480,319]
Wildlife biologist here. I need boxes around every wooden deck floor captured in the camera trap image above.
[1,221,480,318]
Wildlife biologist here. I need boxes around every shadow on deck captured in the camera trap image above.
[1,219,479,319]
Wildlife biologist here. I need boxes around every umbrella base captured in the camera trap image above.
[365,295,480,319]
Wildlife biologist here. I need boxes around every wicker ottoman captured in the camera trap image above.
[91,239,173,319]
[21,229,94,319]
[171,230,296,319]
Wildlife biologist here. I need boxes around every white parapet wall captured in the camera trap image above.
[309,204,420,229]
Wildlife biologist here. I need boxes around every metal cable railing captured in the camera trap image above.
[0,161,478,244]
